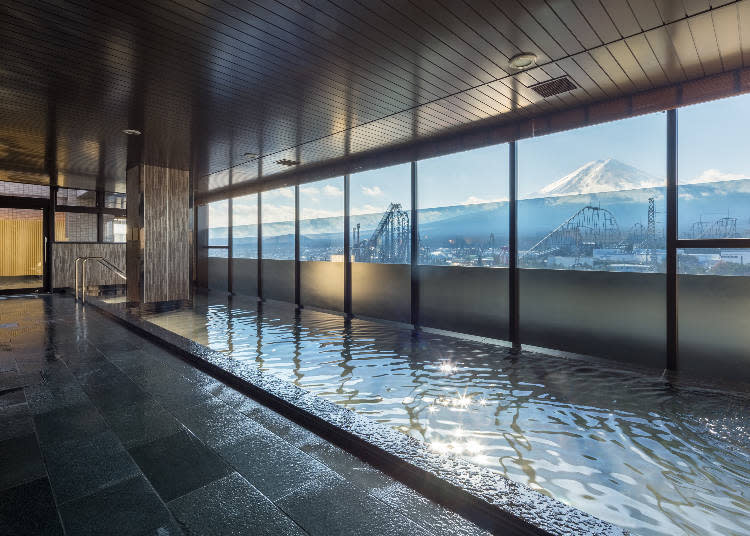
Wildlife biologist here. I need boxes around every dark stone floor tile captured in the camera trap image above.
[218,428,333,501]
[371,482,492,536]
[94,339,141,355]
[82,375,152,414]
[59,475,182,536]
[207,383,264,415]
[104,398,183,448]
[0,433,46,489]
[0,478,64,535]
[129,430,231,502]
[141,378,216,411]
[168,472,305,536]
[0,433,46,491]
[0,387,26,409]
[34,402,108,447]
[0,370,41,391]
[0,403,34,441]
[172,397,265,448]
[44,430,141,504]
[24,380,89,414]
[278,474,430,536]
[300,441,394,492]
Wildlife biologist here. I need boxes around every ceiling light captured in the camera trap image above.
[243,152,259,159]
[275,158,300,166]
[508,52,537,70]
[122,129,142,136]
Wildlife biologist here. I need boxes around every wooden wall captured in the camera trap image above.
[142,165,190,302]
[51,243,126,289]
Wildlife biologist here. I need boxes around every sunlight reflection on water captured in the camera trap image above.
[145,295,750,536]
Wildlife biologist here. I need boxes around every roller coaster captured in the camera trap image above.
[353,203,410,263]
[521,205,621,259]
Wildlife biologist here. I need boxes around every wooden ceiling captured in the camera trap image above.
[1,0,748,194]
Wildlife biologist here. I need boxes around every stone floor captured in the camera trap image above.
[0,294,490,536]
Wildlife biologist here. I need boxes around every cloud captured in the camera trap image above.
[265,188,294,200]
[301,208,342,220]
[360,185,383,197]
[463,195,507,205]
[261,202,295,224]
[685,169,750,184]
[322,184,343,196]
[351,204,380,215]
[300,186,320,197]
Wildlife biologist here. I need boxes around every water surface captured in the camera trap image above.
[143,293,750,536]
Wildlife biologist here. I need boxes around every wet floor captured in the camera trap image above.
[140,292,750,536]
[0,295,489,536]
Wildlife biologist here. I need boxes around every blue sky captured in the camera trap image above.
[213,93,749,228]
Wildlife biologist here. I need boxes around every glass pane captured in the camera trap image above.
[418,145,509,267]
[679,93,750,241]
[57,188,96,207]
[300,177,345,311]
[232,194,258,259]
[0,180,49,198]
[261,187,295,260]
[300,177,344,261]
[520,113,666,272]
[351,163,410,264]
[104,192,127,209]
[102,215,126,243]
[208,200,228,247]
[0,208,43,290]
[55,212,97,242]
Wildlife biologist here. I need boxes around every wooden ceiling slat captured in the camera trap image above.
[554,57,609,101]
[491,1,568,61]
[644,26,688,83]
[651,0,686,23]
[546,0,603,49]
[739,0,750,66]
[606,40,653,91]
[521,0,585,55]
[627,0,664,31]
[683,0,712,16]
[665,19,705,79]
[599,0,639,37]
[589,46,638,94]
[625,34,671,87]
[688,11,725,75]
[711,4,743,71]
[574,0,621,42]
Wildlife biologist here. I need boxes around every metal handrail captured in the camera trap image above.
[74,256,126,303]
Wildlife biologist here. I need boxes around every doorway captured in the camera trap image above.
[0,207,47,293]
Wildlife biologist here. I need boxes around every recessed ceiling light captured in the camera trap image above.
[122,129,142,136]
[243,152,259,159]
[508,52,537,70]
[275,158,300,166]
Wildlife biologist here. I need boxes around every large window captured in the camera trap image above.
[261,187,294,260]
[418,145,509,267]
[207,199,229,258]
[678,93,750,275]
[232,194,258,259]
[519,113,666,272]
[351,163,410,264]
[55,212,97,242]
[300,178,344,261]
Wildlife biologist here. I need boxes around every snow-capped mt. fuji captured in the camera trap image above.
[535,159,663,197]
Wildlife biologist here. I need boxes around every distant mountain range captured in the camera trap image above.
[213,159,750,247]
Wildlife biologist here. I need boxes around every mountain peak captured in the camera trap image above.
[535,159,662,197]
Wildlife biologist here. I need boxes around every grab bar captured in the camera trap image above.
[74,256,126,303]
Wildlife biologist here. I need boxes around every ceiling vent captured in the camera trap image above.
[275,159,300,166]
[529,76,577,98]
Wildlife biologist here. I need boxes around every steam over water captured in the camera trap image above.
[144,294,750,536]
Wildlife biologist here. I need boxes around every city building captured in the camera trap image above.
[1,2,749,535]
